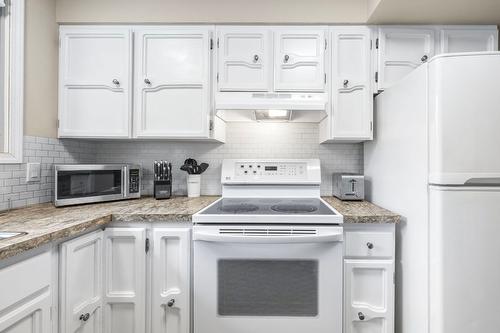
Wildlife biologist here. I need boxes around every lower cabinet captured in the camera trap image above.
[59,226,190,333]
[103,228,147,333]
[0,251,54,333]
[151,228,190,333]
[344,225,395,333]
[60,230,104,333]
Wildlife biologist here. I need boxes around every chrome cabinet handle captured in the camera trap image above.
[167,299,175,307]
[284,54,290,63]
[358,312,365,321]
[421,55,429,63]
[79,313,90,322]
[343,79,349,88]
[144,78,151,85]
[112,79,120,85]
[367,242,374,249]
[253,54,259,62]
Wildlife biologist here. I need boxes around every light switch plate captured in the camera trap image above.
[26,162,41,182]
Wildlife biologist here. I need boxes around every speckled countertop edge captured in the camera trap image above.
[0,196,399,261]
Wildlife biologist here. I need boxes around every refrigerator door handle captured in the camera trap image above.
[464,178,500,186]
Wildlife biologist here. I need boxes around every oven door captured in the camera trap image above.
[193,225,343,333]
[54,165,126,206]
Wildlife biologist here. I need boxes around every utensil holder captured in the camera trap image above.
[187,174,201,198]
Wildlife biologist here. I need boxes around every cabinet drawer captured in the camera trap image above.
[345,232,393,258]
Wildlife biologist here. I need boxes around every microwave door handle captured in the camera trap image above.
[193,232,343,244]
[123,166,127,198]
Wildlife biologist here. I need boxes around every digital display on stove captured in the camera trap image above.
[265,166,278,171]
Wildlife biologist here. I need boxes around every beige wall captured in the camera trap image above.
[24,0,58,138]
[55,0,367,23]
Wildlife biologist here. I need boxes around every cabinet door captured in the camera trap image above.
[60,230,104,333]
[378,27,435,90]
[59,27,132,138]
[439,27,498,53]
[274,28,326,92]
[103,228,146,333]
[0,252,52,333]
[217,27,272,92]
[151,228,191,333]
[134,28,211,138]
[344,260,394,333]
[331,27,373,141]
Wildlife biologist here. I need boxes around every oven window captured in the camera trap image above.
[57,170,122,199]
[218,260,318,317]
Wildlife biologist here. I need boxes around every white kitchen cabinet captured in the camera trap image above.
[377,27,435,90]
[344,225,395,333]
[59,26,132,138]
[274,27,327,92]
[344,260,394,333]
[60,230,104,333]
[134,27,212,139]
[151,228,191,333]
[103,228,147,333]
[438,26,498,53]
[216,27,272,92]
[0,252,53,333]
[327,26,373,142]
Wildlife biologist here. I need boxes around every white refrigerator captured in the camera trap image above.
[365,52,500,333]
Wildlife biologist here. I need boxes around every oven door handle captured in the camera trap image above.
[193,232,343,244]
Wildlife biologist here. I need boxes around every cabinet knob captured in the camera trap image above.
[421,55,429,63]
[112,79,120,85]
[144,78,151,85]
[79,313,90,322]
[367,242,374,250]
[253,54,259,62]
[343,79,349,88]
[167,299,175,307]
[358,312,366,321]
[284,54,290,63]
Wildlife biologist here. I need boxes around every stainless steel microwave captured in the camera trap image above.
[54,164,141,207]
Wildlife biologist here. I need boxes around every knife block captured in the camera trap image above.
[154,180,172,199]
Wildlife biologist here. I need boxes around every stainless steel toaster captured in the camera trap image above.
[332,173,365,201]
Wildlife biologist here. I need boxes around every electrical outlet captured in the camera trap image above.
[26,163,41,182]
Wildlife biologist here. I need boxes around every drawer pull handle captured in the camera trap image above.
[366,242,374,249]
[79,313,90,322]
[167,299,175,307]
[358,312,365,320]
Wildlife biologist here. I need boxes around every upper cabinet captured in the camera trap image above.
[376,25,498,91]
[133,27,212,139]
[215,26,326,93]
[439,26,498,53]
[377,27,435,90]
[217,27,272,92]
[59,27,132,138]
[320,26,373,143]
[274,28,326,92]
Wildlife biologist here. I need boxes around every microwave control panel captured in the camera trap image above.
[129,169,140,193]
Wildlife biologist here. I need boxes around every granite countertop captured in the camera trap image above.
[322,196,400,224]
[0,196,399,261]
[0,196,219,261]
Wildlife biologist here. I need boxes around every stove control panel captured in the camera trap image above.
[221,159,321,184]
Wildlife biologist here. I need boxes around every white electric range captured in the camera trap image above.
[193,159,344,333]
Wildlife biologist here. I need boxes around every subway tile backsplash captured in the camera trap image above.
[95,123,363,196]
[0,123,363,211]
[0,136,96,211]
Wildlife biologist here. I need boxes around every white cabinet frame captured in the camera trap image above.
[0,0,24,163]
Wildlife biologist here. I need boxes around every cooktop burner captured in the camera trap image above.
[200,198,337,216]
[270,204,319,214]
[218,204,260,213]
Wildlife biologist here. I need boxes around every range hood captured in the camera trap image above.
[215,92,328,123]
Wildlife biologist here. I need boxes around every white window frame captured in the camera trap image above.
[0,0,24,164]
